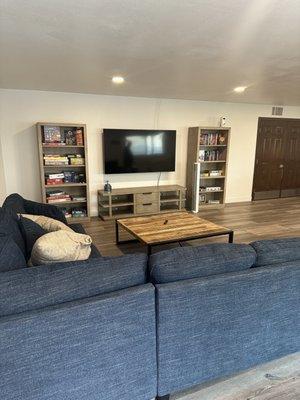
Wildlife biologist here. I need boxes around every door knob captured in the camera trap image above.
[279,164,284,168]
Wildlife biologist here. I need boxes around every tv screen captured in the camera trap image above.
[103,129,176,174]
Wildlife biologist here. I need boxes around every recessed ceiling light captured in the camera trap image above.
[112,76,125,84]
[234,86,247,93]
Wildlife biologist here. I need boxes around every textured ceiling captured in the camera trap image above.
[1,0,300,105]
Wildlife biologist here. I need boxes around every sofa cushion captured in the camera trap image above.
[3,193,68,224]
[18,216,46,260]
[2,193,26,214]
[30,230,92,265]
[0,207,26,257]
[150,243,256,283]
[0,235,27,272]
[21,214,73,233]
[250,237,300,267]
[0,253,148,316]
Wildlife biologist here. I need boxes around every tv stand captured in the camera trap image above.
[98,185,186,220]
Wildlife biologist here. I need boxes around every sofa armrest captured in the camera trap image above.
[0,284,157,400]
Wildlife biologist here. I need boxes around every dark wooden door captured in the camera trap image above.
[281,121,300,197]
[252,117,300,200]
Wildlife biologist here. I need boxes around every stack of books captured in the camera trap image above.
[45,172,64,185]
[199,150,222,161]
[43,126,62,144]
[44,155,69,166]
[46,190,71,203]
[200,133,227,146]
[68,154,85,165]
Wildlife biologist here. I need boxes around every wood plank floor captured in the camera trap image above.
[172,353,300,400]
[82,197,300,257]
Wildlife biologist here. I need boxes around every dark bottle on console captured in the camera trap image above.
[104,180,112,192]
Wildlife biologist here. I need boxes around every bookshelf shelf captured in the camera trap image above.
[45,183,87,187]
[48,200,87,205]
[200,190,224,194]
[186,126,230,211]
[200,145,227,148]
[37,123,90,221]
[42,145,85,148]
[44,165,86,168]
[200,160,226,163]
[200,176,226,179]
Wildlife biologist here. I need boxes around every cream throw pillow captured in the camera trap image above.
[21,214,73,233]
[30,230,92,266]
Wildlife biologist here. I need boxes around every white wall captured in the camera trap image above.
[0,89,300,215]
[0,135,6,204]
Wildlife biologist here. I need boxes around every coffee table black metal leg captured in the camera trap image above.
[115,220,120,245]
[228,231,234,243]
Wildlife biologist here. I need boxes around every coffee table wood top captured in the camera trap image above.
[116,211,231,245]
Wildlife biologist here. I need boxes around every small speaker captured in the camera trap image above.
[272,106,283,116]
[220,117,227,127]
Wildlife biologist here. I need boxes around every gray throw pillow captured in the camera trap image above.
[0,235,27,272]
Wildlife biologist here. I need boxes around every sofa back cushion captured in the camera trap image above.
[0,253,148,316]
[251,237,300,267]
[150,243,256,283]
[0,207,26,257]
[3,193,68,224]
[2,193,26,214]
[0,235,27,272]
[18,216,46,260]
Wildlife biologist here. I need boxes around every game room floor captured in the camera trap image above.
[82,197,300,400]
[82,197,300,257]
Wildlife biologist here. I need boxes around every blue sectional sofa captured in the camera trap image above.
[150,240,300,399]
[0,194,299,400]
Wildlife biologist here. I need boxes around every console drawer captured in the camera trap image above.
[136,192,158,204]
[136,202,159,214]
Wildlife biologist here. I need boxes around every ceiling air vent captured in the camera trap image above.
[272,106,283,116]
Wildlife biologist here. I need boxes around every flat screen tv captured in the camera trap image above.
[103,129,176,174]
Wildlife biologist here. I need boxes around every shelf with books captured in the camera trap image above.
[199,148,227,162]
[200,160,226,163]
[42,145,85,148]
[45,183,87,187]
[44,165,86,168]
[199,190,224,194]
[37,122,90,220]
[200,175,226,179]
[199,145,227,148]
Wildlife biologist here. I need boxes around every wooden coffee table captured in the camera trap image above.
[115,211,233,255]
